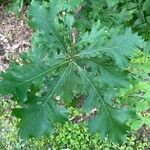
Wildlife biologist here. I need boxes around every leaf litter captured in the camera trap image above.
[0,6,32,72]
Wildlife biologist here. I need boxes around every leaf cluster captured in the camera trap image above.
[0,0,148,144]
[1,100,150,150]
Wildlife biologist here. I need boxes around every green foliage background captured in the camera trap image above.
[0,0,150,148]
[0,98,149,150]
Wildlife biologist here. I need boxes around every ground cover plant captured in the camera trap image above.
[0,0,150,146]
[0,98,150,149]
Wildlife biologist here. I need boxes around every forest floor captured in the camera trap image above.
[0,6,32,72]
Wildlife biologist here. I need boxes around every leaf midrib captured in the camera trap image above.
[25,64,71,127]
[33,5,67,52]
[73,62,114,126]
[5,60,69,89]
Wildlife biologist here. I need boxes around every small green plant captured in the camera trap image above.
[5,0,46,15]
[0,0,149,144]
[1,99,150,149]
[118,52,150,131]
[6,0,25,15]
